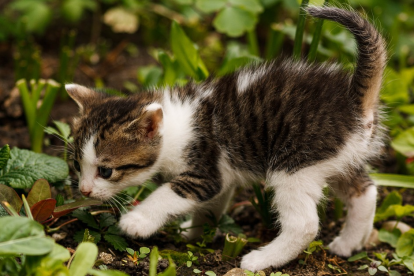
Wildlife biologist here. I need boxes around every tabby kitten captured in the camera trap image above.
[67,6,386,271]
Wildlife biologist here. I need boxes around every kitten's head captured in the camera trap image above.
[66,84,163,200]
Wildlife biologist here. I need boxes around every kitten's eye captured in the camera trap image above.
[98,167,113,179]
[74,160,81,172]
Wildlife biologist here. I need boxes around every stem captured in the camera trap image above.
[16,79,35,136]
[334,197,344,221]
[308,0,329,62]
[265,23,284,60]
[293,0,309,60]
[48,218,79,233]
[133,185,146,201]
[392,219,401,232]
[247,30,259,57]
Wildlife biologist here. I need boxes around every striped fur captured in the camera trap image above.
[67,7,386,271]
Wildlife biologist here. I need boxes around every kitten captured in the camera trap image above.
[66,6,386,271]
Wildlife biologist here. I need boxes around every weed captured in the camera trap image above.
[193,268,216,276]
[186,251,198,268]
[126,247,151,265]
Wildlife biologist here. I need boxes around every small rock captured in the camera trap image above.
[51,232,67,241]
[382,221,412,234]
[4,87,22,118]
[99,252,115,264]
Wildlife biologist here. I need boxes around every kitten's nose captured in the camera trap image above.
[81,190,91,197]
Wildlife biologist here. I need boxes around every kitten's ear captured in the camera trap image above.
[65,84,100,112]
[126,103,164,139]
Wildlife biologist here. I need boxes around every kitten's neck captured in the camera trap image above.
[156,89,197,174]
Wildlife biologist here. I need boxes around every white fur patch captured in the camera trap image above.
[119,184,196,238]
[237,66,267,94]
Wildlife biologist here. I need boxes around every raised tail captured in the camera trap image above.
[306,6,387,116]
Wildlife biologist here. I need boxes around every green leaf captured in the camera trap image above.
[193,269,202,273]
[213,7,257,37]
[99,213,117,229]
[74,229,101,244]
[137,65,163,88]
[55,194,65,207]
[126,248,135,255]
[0,145,10,170]
[402,256,414,272]
[106,225,120,235]
[27,178,51,208]
[218,214,243,234]
[88,269,129,276]
[377,191,403,214]
[170,22,209,81]
[61,0,96,23]
[0,184,23,213]
[0,148,69,189]
[205,271,216,276]
[370,173,414,189]
[72,209,99,229]
[381,67,410,107]
[379,228,401,248]
[9,0,52,33]
[229,0,263,13]
[391,127,414,157]
[348,252,368,262]
[195,0,226,13]
[69,242,98,276]
[0,216,54,255]
[140,247,150,254]
[104,234,128,251]
[149,246,159,276]
[53,199,102,218]
[53,121,72,141]
[396,229,414,257]
[368,267,377,275]
[39,243,71,271]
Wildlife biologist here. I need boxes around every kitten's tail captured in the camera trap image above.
[306,6,387,116]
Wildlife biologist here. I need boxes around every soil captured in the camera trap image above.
[1,31,413,276]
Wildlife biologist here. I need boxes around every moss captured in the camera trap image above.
[159,249,188,266]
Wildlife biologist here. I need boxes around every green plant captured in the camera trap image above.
[251,183,274,228]
[300,240,324,265]
[16,79,61,153]
[0,145,68,189]
[126,247,151,265]
[222,233,248,261]
[0,216,127,276]
[270,272,290,276]
[44,121,74,161]
[193,268,216,276]
[186,251,198,267]
[0,179,102,224]
[149,246,177,276]
[348,252,404,276]
[72,209,128,251]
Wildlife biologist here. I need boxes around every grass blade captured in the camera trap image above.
[370,173,414,188]
[307,0,329,61]
[293,0,309,60]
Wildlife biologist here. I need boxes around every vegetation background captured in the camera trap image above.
[1,0,414,275]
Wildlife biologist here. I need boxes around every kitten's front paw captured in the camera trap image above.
[119,211,160,238]
[329,237,360,257]
[240,250,271,272]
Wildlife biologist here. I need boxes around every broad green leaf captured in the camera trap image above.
[229,0,263,13]
[104,234,128,251]
[137,65,163,88]
[391,127,414,157]
[394,205,414,219]
[126,248,135,255]
[396,229,414,257]
[38,243,71,274]
[402,256,414,272]
[72,209,99,229]
[0,145,10,170]
[53,198,102,218]
[170,22,209,81]
[370,173,414,189]
[348,251,368,262]
[0,184,23,213]
[54,121,72,141]
[213,7,257,37]
[99,213,117,229]
[27,178,51,208]
[157,51,184,86]
[61,0,96,23]
[377,191,403,214]
[31,198,56,222]
[195,0,226,13]
[9,0,52,33]
[89,269,129,276]
[0,147,69,189]
[140,247,150,254]
[378,228,401,248]
[381,67,410,107]
[398,105,414,115]
[368,267,377,275]
[69,242,98,276]
[0,216,54,255]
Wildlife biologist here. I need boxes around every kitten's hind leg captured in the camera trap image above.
[241,170,324,271]
[181,187,235,240]
[328,168,377,257]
